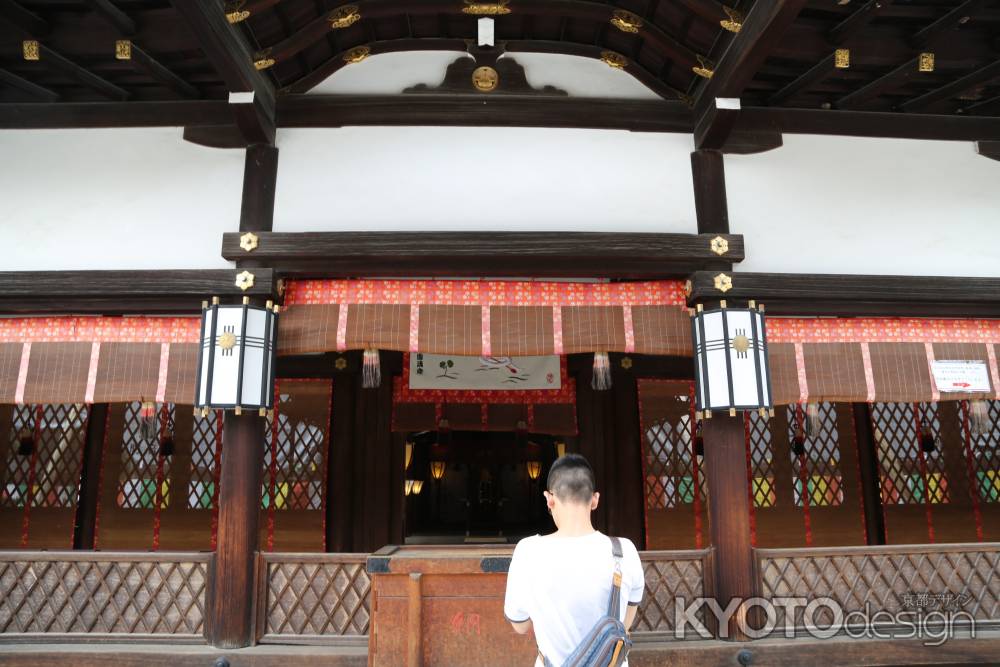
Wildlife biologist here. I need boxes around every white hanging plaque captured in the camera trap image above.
[931,360,991,393]
[409,354,561,390]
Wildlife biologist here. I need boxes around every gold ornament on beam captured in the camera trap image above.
[710,236,729,256]
[600,51,627,69]
[693,55,715,79]
[834,48,850,69]
[253,49,275,70]
[115,40,132,60]
[239,232,259,252]
[610,9,643,33]
[462,1,511,15]
[472,66,499,92]
[225,0,250,23]
[235,270,256,291]
[23,40,40,61]
[330,5,361,29]
[713,273,733,293]
[720,6,743,33]
[918,52,935,72]
[343,45,371,64]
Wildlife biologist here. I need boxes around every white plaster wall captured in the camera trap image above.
[727,135,1000,277]
[272,127,697,232]
[0,128,243,270]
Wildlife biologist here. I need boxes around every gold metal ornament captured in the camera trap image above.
[23,41,39,61]
[472,66,499,92]
[713,273,733,293]
[610,9,643,33]
[462,1,511,14]
[834,48,850,69]
[218,331,238,351]
[693,55,715,79]
[600,51,627,69]
[710,236,729,256]
[235,270,256,291]
[343,45,371,64]
[115,40,132,60]
[253,49,275,70]
[720,6,743,33]
[239,232,259,252]
[918,52,935,72]
[678,93,694,107]
[330,4,361,29]
[225,0,250,23]
[335,356,348,370]
[621,357,633,370]
[732,334,750,354]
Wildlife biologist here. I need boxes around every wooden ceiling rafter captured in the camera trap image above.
[0,66,58,101]
[899,58,1000,113]
[82,0,136,36]
[22,41,130,100]
[826,0,891,45]
[835,54,931,110]
[117,40,202,99]
[0,0,48,36]
[909,0,988,49]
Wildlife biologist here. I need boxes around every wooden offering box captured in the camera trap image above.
[366,545,537,667]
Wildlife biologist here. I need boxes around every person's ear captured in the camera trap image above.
[545,491,556,512]
[591,492,600,511]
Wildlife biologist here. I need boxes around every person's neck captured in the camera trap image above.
[554,510,596,538]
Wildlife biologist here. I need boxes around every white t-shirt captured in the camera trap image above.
[503,531,645,666]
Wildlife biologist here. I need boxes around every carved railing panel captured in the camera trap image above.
[758,543,1000,631]
[258,553,371,642]
[0,552,209,640]
[633,549,712,636]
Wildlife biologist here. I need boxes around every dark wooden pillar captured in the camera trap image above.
[73,403,108,549]
[326,362,357,552]
[611,361,644,546]
[690,149,730,234]
[702,414,754,640]
[239,144,279,234]
[853,403,886,545]
[206,412,265,648]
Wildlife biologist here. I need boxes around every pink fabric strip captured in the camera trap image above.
[924,342,941,402]
[408,305,420,353]
[155,343,171,403]
[84,342,101,404]
[14,343,31,405]
[623,305,635,354]
[794,343,809,403]
[987,345,1000,400]
[860,343,876,402]
[552,307,564,356]
[336,304,349,352]
[481,305,491,356]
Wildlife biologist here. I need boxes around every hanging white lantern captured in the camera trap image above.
[691,301,772,418]
[195,296,279,415]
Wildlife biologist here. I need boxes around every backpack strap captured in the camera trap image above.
[607,537,624,620]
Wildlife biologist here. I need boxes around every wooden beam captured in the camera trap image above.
[768,51,845,106]
[82,0,136,35]
[977,140,1000,162]
[238,144,279,234]
[0,0,48,35]
[119,41,201,98]
[687,271,1000,317]
[827,0,891,45]
[221,232,744,278]
[852,403,886,547]
[183,124,249,149]
[899,59,1000,113]
[690,149,729,234]
[228,90,275,145]
[836,56,933,110]
[72,403,108,550]
[0,100,231,128]
[0,66,58,101]
[223,0,281,24]
[910,0,987,49]
[694,97,741,150]
[30,43,129,100]
[964,94,1000,116]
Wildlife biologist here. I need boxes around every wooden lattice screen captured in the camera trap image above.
[0,404,89,549]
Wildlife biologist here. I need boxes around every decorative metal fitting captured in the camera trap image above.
[115,40,132,60]
[343,45,371,64]
[330,4,361,29]
[239,232,259,252]
[720,6,743,33]
[684,280,693,297]
[620,356,633,370]
[235,270,256,291]
[713,273,733,293]
[610,9,643,33]
[472,66,499,92]
[225,0,250,23]
[253,49,275,70]
[22,40,39,61]
[834,48,850,69]
[462,1,511,14]
[600,51,627,69]
[678,93,695,108]
[276,278,287,296]
[218,331,237,351]
[918,52,935,72]
[335,356,348,370]
[693,55,715,79]
[710,236,729,256]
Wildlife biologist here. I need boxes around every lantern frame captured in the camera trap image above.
[195,297,279,413]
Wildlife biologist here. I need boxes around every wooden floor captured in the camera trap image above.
[1,633,999,667]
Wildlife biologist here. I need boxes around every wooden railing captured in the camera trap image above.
[633,549,714,638]
[255,552,371,644]
[0,551,211,642]
[756,542,1000,635]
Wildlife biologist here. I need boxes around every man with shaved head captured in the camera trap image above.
[504,454,645,666]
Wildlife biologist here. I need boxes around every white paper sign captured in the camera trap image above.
[931,360,991,393]
[409,354,561,390]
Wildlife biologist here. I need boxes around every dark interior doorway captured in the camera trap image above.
[403,430,563,544]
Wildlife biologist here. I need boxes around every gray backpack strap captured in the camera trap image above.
[607,537,624,620]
